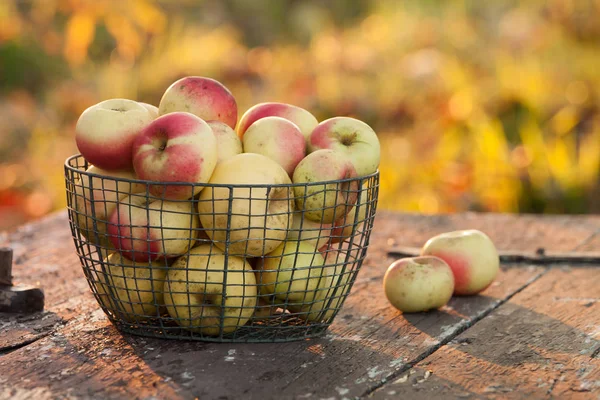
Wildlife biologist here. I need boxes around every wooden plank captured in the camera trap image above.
[0,210,595,399]
[0,264,543,399]
[370,268,600,399]
[376,211,600,254]
[1,209,590,351]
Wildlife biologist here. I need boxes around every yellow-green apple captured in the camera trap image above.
[420,229,499,295]
[206,120,242,163]
[158,76,238,129]
[383,256,454,313]
[198,153,295,257]
[139,102,159,119]
[132,112,217,200]
[287,212,332,251]
[292,149,358,223]
[75,98,153,170]
[330,203,368,244]
[163,244,257,336]
[107,193,199,261]
[72,165,145,252]
[255,240,327,304]
[95,252,167,321]
[242,117,306,176]
[287,247,357,321]
[308,117,380,176]
[236,102,318,143]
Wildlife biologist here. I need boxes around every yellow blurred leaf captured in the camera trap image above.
[64,11,96,65]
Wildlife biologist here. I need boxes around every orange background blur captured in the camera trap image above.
[1,0,599,231]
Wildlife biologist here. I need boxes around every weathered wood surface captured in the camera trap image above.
[371,268,600,399]
[0,210,598,399]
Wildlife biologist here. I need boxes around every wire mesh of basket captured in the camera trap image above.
[64,154,379,343]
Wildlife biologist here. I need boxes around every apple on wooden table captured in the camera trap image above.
[383,256,455,313]
[421,229,500,295]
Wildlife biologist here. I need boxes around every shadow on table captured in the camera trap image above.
[402,294,600,366]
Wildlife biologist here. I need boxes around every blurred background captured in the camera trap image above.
[1,0,599,231]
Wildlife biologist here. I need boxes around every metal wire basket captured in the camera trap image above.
[64,154,379,342]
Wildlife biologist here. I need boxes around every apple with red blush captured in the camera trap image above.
[132,112,217,200]
[421,229,499,295]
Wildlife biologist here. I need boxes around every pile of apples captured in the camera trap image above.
[71,76,381,336]
[383,229,500,313]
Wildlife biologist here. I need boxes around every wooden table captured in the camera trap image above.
[1,211,599,399]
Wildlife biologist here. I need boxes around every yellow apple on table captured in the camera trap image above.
[198,153,295,257]
[163,244,257,336]
[95,252,167,322]
[383,256,455,313]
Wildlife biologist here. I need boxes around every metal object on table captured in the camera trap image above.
[0,248,45,313]
[64,154,379,343]
[387,246,600,265]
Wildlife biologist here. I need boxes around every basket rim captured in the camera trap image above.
[65,154,380,189]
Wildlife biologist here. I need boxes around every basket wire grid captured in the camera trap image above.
[64,154,379,342]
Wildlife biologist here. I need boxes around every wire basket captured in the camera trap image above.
[64,154,379,342]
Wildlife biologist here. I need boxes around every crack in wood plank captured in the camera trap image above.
[369,268,600,398]
[361,268,549,398]
[0,333,52,356]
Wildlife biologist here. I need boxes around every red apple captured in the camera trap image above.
[75,99,153,170]
[132,112,217,200]
[242,116,306,176]
[421,230,499,295]
[237,102,318,143]
[158,76,238,129]
[107,194,199,261]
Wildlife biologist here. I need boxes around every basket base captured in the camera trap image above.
[108,313,331,343]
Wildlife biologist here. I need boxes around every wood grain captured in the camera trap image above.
[370,268,600,399]
[0,210,598,399]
